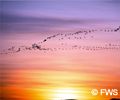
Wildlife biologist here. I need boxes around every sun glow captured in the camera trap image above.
[53,88,78,100]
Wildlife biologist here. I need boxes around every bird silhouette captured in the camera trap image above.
[0,26,120,55]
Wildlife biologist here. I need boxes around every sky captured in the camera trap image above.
[1,0,120,34]
[0,0,120,100]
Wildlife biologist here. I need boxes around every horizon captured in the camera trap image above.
[0,0,120,100]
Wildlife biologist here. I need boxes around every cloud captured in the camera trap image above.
[1,13,82,34]
[1,13,116,34]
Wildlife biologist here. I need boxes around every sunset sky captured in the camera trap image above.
[0,0,120,100]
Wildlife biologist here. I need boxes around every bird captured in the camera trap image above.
[0,26,120,54]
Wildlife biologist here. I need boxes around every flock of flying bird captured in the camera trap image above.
[0,26,120,55]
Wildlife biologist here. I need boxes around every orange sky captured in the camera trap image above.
[1,0,120,99]
[1,29,120,99]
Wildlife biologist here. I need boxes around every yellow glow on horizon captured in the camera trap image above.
[53,88,79,100]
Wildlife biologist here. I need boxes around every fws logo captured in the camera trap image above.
[91,89,118,96]
[100,89,118,96]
